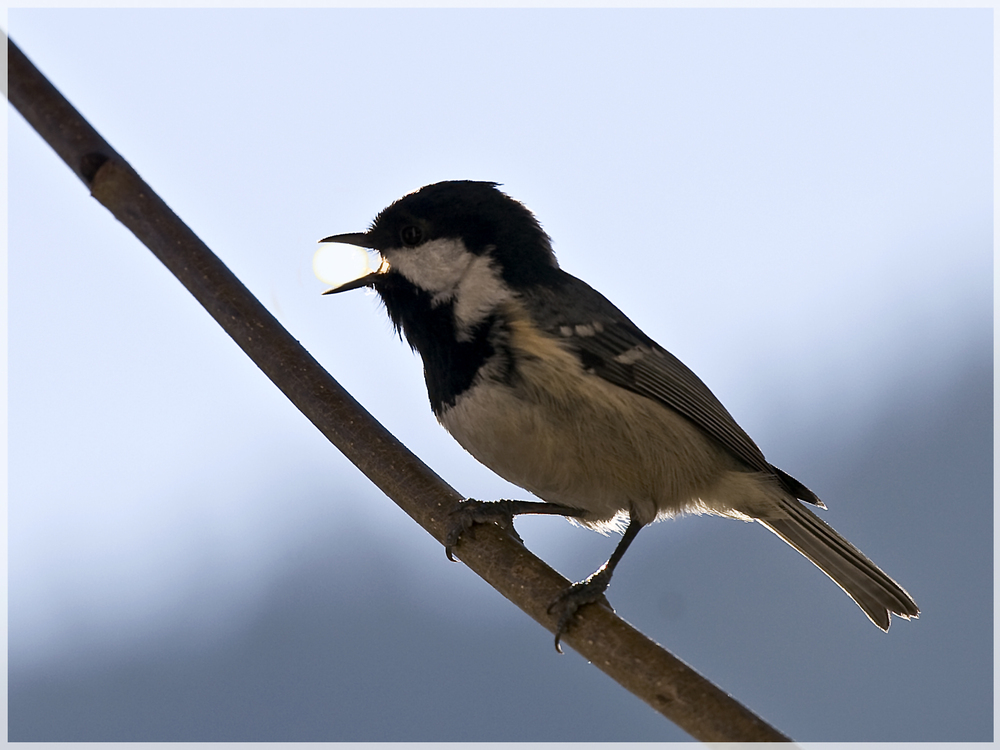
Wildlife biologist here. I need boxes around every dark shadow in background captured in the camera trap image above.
[9,336,992,742]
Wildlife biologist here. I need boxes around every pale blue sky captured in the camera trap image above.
[8,8,993,742]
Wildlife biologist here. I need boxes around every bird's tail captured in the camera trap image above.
[759,501,919,630]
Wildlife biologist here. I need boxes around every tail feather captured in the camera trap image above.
[759,500,919,630]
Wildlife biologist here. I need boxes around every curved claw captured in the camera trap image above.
[444,507,472,562]
[546,567,614,653]
[444,499,483,561]
[443,498,523,562]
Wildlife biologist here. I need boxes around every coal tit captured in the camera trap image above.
[321,180,919,648]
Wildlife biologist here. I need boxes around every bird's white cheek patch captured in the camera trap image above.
[387,239,510,341]
[452,254,510,340]
[386,238,471,301]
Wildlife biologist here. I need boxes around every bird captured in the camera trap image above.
[319,180,919,650]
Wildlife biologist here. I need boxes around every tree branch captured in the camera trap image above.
[7,35,792,743]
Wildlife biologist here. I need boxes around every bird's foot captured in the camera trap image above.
[444,498,524,561]
[546,566,613,653]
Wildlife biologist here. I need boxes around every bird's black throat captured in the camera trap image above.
[374,273,515,416]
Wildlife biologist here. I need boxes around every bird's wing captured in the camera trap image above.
[522,272,819,504]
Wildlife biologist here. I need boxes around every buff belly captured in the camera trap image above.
[437,348,766,529]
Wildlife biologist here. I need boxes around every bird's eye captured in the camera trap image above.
[400,225,423,246]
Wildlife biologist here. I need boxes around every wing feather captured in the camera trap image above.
[521,271,821,505]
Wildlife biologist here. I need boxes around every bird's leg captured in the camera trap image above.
[444,498,586,561]
[547,515,645,653]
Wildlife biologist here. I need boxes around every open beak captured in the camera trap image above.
[317,232,385,295]
[319,232,372,248]
[320,272,381,295]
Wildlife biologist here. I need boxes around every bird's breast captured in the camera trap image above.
[437,305,732,527]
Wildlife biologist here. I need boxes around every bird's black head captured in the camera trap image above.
[321,181,557,413]
[323,181,558,292]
